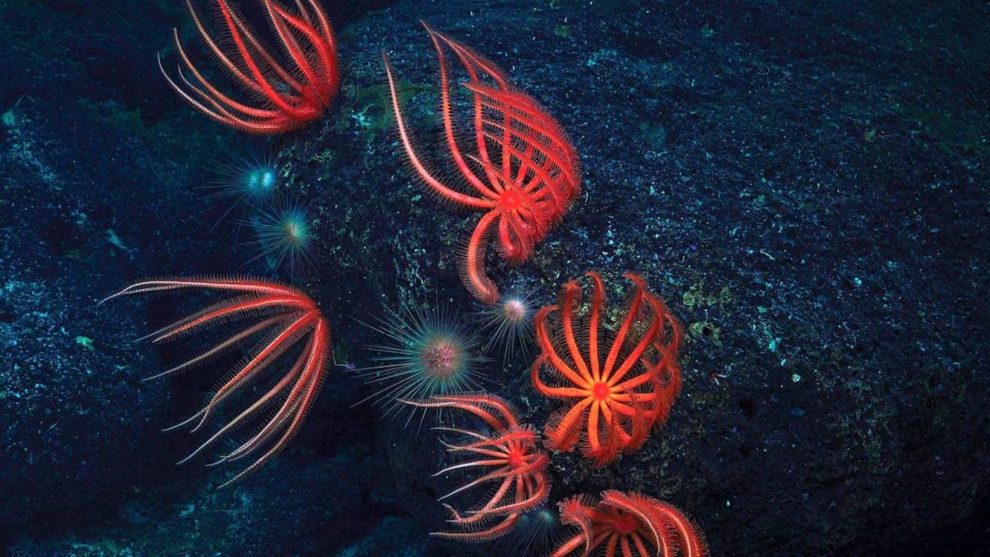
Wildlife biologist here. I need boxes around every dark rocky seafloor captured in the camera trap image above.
[1,0,988,556]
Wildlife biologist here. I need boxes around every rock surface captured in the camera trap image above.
[2,0,988,555]
[276,1,990,555]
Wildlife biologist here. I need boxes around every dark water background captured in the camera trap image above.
[1,0,988,555]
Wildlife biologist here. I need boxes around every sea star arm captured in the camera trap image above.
[423,26,499,199]
[214,1,310,119]
[587,272,605,383]
[462,210,501,304]
[556,495,595,557]
[544,397,593,451]
[383,52,495,210]
[601,273,648,380]
[559,279,594,384]
[401,393,519,431]
[104,277,332,486]
[533,306,593,388]
[266,0,338,97]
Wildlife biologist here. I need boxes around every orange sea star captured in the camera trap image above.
[384,23,581,304]
[403,393,551,541]
[160,0,339,134]
[104,277,331,486]
[531,272,683,465]
[552,491,707,557]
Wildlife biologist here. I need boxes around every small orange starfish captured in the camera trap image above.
[552,491,708,557]
[384,23,581,304]
[403,393,551,542]
[531,272,683,465]
[103,277,331,487]
[160,0,339,134]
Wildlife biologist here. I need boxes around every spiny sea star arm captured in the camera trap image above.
[217,318,330,486]
[176,342,308,465]
[607,289,664,387]
[544,397,593,451]
[383,52,495,210]
[191,311,318,431]
[587,272,605,382]
[423,27,499,199]
[559,279,594,384]
[462,210,501,304]
[267,0,338,96]
[556,495,595,557]
[533,306,592,388]
[400,392,519,431]
[431,511,518,542]
[531,356,594,398]
[600,491,664,553]
[215,0,308,119]
[601,273,647,379]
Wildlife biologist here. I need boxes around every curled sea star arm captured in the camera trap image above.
[474,99,579,188]
[600,491,664,552]
[476,124,568,199]
[462,210,501,304]
[401,393,519,430]
[432,511,518,541]
[556,496,595,557]
[651,504,708,557]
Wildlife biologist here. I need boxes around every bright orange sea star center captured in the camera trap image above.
[614,513,639,535]
[498,188,525,211]
[592,382,611,401]
[507,448,526,468]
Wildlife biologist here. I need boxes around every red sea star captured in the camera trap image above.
[553,491,708,557]
[103,277,331,486]
[531,272,683,466]
[402,394,551,541]
[160,0,339,134]
[384,23,581,304]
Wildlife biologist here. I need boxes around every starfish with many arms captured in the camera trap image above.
[384,23,581,304]
[552,490,708,557]
[403,393,551,541]
[161,0,339,134]
[531,272,683,466]
[103,276,331,487]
